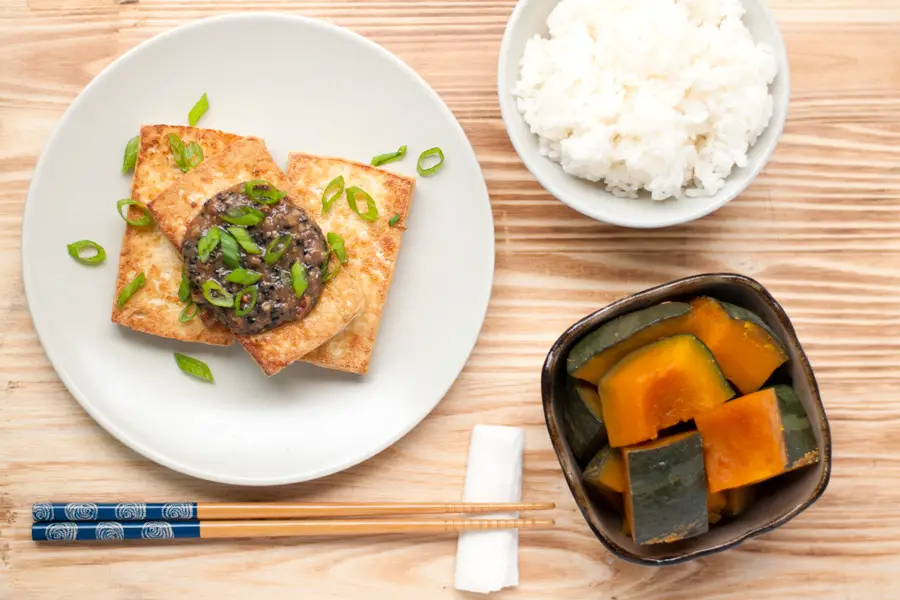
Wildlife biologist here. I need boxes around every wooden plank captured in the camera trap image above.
[1,0,899,598]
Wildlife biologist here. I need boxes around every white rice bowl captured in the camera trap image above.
[514,0,778,201]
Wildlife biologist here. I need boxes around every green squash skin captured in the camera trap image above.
[582,446,625,513]
[624,432,709,545]
[563,379,608,465]
[772,385,820,470]
[721,301,786,348]
[566,302,692,377]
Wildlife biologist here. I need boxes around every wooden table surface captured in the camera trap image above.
[2,0,899,598]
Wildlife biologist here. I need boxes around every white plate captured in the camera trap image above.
[22,14,494,485]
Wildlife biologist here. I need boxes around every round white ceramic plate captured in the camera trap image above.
[22,14,494,485]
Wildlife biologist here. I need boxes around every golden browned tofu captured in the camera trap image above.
[111,125,237,346]
[148,137,365,376]
[288,154,416,374]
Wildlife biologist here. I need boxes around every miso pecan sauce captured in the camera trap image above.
[182,183,328,335]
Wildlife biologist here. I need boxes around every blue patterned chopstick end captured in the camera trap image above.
[32,502,197,522]
[33,520,201,541]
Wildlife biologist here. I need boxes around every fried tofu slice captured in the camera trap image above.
[111,125,237,345]
[287,154,416,374]
[148,137,365,376]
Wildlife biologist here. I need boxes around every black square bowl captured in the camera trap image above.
[541,273,832,565]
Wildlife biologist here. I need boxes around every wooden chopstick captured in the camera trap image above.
[32,501,556,522]
[33,518,555,542]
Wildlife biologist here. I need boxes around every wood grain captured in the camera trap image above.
[2,0,900,598]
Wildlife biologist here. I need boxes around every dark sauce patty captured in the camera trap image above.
[182,182,328,335]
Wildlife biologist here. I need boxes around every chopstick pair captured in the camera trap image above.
[31,501,556,542]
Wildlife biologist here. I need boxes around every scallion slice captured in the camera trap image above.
[389,213,400,227]
[345,186,378,221]
[321,175,344,213]
[117,272,146,308]
[116,198,153,227]
[322,257,340,282]
[188,93,209,127]
[198,227,221,262]
[326,232,348,264]
[291,261,308,297]
[226,267,262,286]
[371,145,407,167]
[178,267,191,303]
[219,229,240,268]
[322,232,348,283]
[234,286,259,317]
[416,146,445,176]
[122,135,139,172]
[202,280,234,307]
[264,234,291,265]
[244,180,285,205]
[67,240,106,266]
[227,227,262,254]
[179,301,199,323]
[221,205,264,226]
[183,142,204,170]
[168,134,203,172]
[174,352,214,382]
[168,133,187,172]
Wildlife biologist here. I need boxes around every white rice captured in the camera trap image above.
[514,0,778,200]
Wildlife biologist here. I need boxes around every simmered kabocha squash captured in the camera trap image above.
[690,297,789,394]
[582,446,625,512]
[623,431,709,544]
[695,388,788,492]
[724,486,756,518]
[567,302,694,385]
[707,491,728,524]
[773,385,820,471]
[600,334,734,447]
[562,379,608,464]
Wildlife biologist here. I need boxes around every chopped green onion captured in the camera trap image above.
[198,227,221,262]
[122,135,139,172]
[188,92,209,127]
[234,286,259,317]
[322,233,349,283]
[116,198,153,227]
[117,272,146,308]
[219,229,240,268]
[291,261,308,297]
[221,205,264,226]
[264,234,291,265]
[389,213,400,227]
[67,240,106,266]
[226,267,262,285]
[168,133,187,171]
[346,186,378,221]
[327,232,348,264]
[202,280,234,307]
[322,256,340,282]
[174,352,214,382]
[168,134,203,172]
[179,301,199,323]
[227,227,262,254]
[416,147,445,176]
[244,180,285,205]
[321,175,344,213]
[178,267,191,302]
[183,142,204,170]
[371,145,407,167]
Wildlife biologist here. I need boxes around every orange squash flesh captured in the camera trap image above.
[695,389,788,492]
[600,334,735,447]
[690,297,788,394]
[707,491,727,524]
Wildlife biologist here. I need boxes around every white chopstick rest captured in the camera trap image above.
[454,425,525,594]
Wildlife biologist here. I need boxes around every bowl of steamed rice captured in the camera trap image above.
[498,0,789,228]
